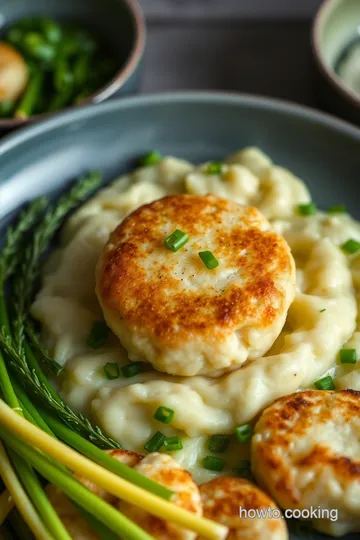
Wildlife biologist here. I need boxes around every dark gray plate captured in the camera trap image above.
[0,93,359,540]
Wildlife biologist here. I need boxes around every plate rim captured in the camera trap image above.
[0,91,359,159]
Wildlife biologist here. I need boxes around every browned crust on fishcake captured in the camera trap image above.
[97,194,294,347]
[252,390,360,505]
[119,453,202,539]
[200,477,285,536]
[74,449,144,504]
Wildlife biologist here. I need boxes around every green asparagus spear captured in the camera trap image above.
[15,69,43,119]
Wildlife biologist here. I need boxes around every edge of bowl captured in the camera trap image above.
[311,0,360,109]
[0,0,146,129]
[0,91,359,159]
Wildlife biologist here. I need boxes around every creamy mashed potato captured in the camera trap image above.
[32,147,360,503]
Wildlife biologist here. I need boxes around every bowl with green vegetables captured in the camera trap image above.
[0,0,145,130]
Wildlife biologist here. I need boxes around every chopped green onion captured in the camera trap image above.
[235,424,253,443]
[327,205,346,214]
[206,161,223,175]
[154,406,174,425]
[139,151,162,166]
[339,348,357,364]
[314,375,335,390]
[144,431,165,453]
[121,362,145,378]
[103,362,120,380]
[203,456,224,471]
[319,309,326,313]
[163,436,183,452]
[208,435,230,453]
[86,321,108,349]
[297,203,317,216]
[164,230,189,252]
[233,459,252,478]
[198,251,219,269]
[342,239,360,254]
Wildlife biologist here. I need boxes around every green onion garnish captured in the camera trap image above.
[327,205,346,214]
[203,456,224,471]
[163,436,183,452]
[319,309,326,313]
[164,230,189,252]
[341,239,360,254]
[233,459,252,478]
[154,406,174,425]
[121,362,144,378]
[206,161,223,175]
[235,424,253,443]
[297,203,317,216]
[86,321,108,349]
[103,362,120,380]
[314,375,335,390]
[144,431,165,453]
[340,348,357,364]
[139,151,162,166]
[208,435,230,453]
[198,251,219,269]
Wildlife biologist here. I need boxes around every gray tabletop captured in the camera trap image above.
[140,0,324,109]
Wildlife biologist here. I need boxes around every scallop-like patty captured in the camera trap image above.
[252,390,360,536]
[74,448,143,504]
[199,477,288,539]
[96,194,295,376]
[118,453,202,540]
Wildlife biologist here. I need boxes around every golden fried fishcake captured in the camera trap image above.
[74,448,143,504]
[118,453,202,539]
[96,194,295,376]
[199,477,288,539]
[252,390,360,536]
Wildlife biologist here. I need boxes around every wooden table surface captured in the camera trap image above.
[140,0,325,109]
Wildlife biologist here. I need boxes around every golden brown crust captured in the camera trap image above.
[97,194,294,349]
[74,448,143,504]
[252,390,360,506]
[118,453,202,540]
[199,477,287,539]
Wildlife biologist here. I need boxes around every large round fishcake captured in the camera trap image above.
[96,194,295,376]
[252,390,360,536]
[199,477,288,539]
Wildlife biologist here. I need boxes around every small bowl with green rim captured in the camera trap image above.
[312,0,360,125]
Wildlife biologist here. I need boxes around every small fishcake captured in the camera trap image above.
[74,448,143,504]
[199,477,288,539]
[96,194,295,376]
[118,453,202,540]
[252,390,360,536]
